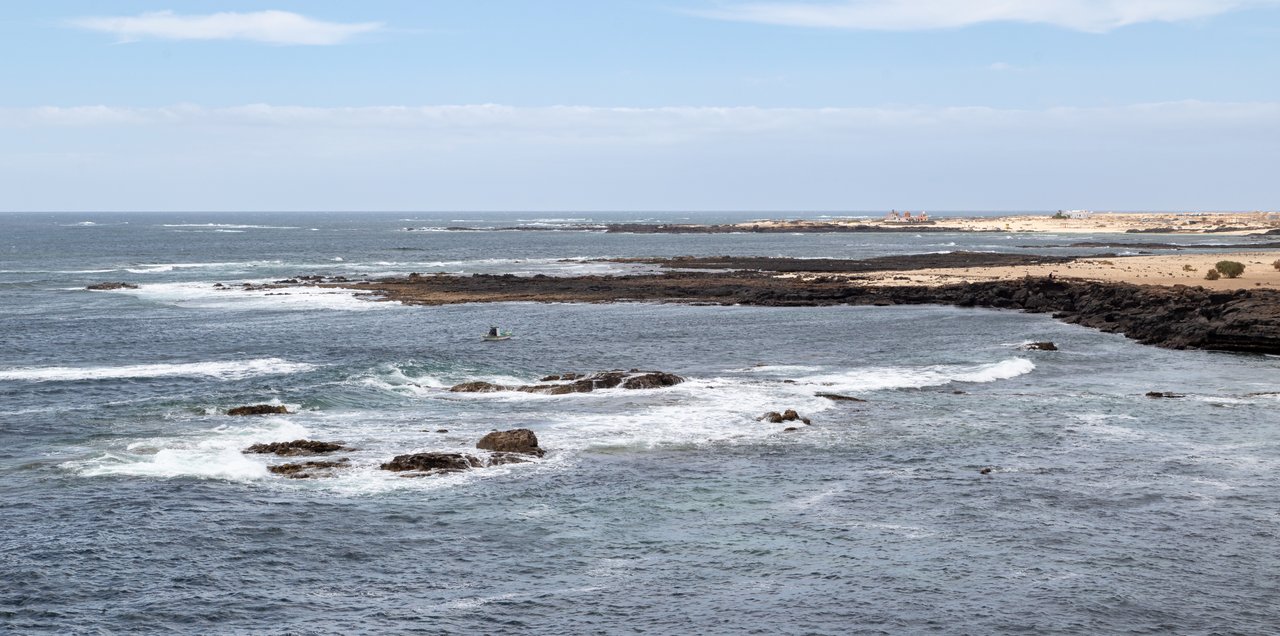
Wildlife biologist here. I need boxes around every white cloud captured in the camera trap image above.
[696,0,1280,32]
[70,10,382,45]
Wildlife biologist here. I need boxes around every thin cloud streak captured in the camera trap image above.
[695,0,1280,32]
[4,102,1276,138]
[70,10,382,45]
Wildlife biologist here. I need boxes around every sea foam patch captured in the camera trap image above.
[0,358,317,382]
[75,419,311,481]
[113,281,395,311]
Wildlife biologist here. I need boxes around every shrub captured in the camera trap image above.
[1051,212,1068,219]
[1204,269,1220,280]
[1214,260,1245,278]
[1182,264,1196,272]
[1272,259,1280,271]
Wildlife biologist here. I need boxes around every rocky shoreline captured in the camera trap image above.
[336,254,1280,355]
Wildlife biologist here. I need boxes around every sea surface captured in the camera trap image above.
[2,212,1278,634]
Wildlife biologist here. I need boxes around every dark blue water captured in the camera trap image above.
[2,212,1278,634]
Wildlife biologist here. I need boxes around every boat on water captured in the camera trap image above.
[483,327,512,341]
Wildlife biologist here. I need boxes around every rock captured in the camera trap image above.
[1145,391,1186,398]
[761,410,809,424]
[86,282,138,291]
[621,372,685,389]
[227,404,291,416]
[269,458,350,478]
[435,429,449,433]
[462,370,686,395]
[486,452,533,466]
[783,427,799,432]
[449,381,510,393]
[476,428,544,457]
[244,440,346,456]
[817,392,865,402]
[540,373,584,382]
[1023,341,1058,351]
[380,452,483,473]
[980,467,993,475]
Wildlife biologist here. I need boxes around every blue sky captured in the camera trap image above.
[1,1,1277,211]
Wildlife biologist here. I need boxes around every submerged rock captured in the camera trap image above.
[227,404,291,416]
[476,428,544,457]
[86,282,138,291]
[1145,391,1186,399]
[816,393,866,402]
[244,440,345,456]
[380,453,483,473]
[269,458,350,479]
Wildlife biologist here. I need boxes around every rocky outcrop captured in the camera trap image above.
[86,282,138,290]
[380,453,483,473]
[269,458,350,478]
[476,429,544,457]
[1146,391,1186,399]
[227,404,291,416]
[449,381,509,393]
[345,257,1280,355]
[244,440,345,456]
[761,410,811,425]
[816,393,866,402]
[1023,342,1058,351]
[450,370,686,395]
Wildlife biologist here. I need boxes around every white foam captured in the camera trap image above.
[782,358,1035,393]
[112,281,396,312]
[0,358,317,382]
[161,223,300,229]
[76,420,310,481]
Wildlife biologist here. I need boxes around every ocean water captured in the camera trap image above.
[2,212,1278,634]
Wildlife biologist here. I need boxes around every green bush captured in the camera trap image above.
[1182,264,1196,272]
[1051,212,1068,219]
[1272,259,1280,271]
[1214,260,1245,278]
[1204,269,1220,281]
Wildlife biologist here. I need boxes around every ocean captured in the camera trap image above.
[2,212,1278,634]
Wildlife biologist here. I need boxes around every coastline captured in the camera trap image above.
[329,251,1280,354]
[427,211,1280,235]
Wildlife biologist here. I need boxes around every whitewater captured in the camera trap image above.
[2,211,1278,634]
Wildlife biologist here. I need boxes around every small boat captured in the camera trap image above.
[483,327,512,341]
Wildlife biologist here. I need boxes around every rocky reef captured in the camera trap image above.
[450,370,685,395]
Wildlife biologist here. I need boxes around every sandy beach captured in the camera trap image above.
[855,251,1280,290]
[741,211,1280,235]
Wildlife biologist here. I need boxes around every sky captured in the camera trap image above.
[1,1,1277,212]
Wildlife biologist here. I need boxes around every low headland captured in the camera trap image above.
[332,248,1280,355]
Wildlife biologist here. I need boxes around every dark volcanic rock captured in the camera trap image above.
[227,404,291,416]
[621,372,685,389]
[86,282,138,290]
[455,371,685,395]
[486,452,533,466]
[1023,342,1059,351]
[450,381,510,393]
[1146,391,1186,399]
[817,393,866,402]
[476,428,544,457]
[244,440,345,456]
[269,458,350,479]
[380,453,483,472]
[761,410,810,425]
